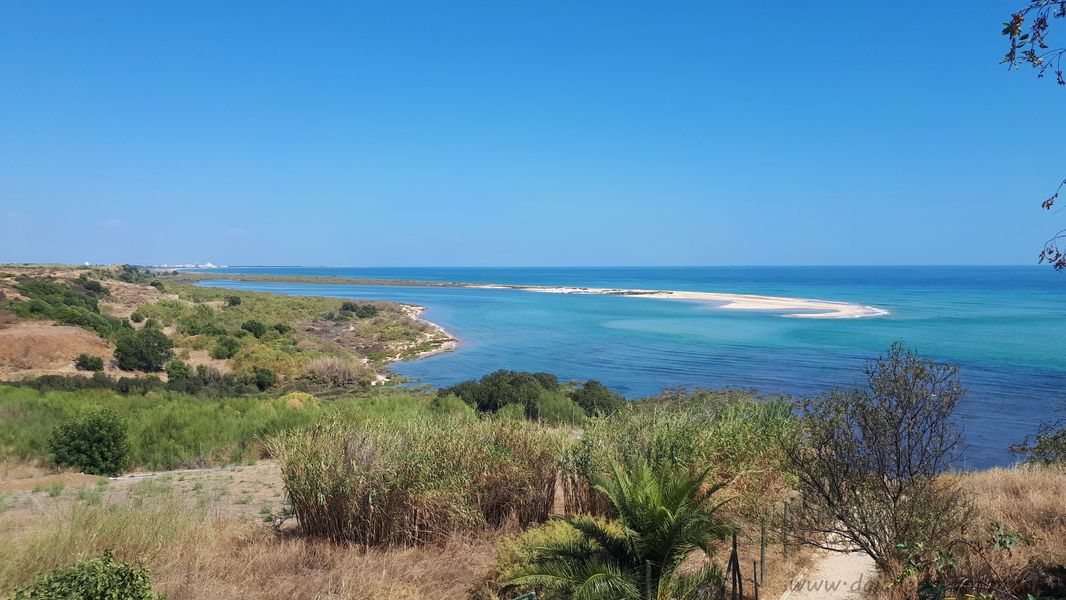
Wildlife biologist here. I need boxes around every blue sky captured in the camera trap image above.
[1,1,1063,266]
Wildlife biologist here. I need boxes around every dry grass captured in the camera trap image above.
[947,465,1066,598]
[0,495,497,600]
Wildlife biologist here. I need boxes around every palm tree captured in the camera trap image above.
[505,460,733,600]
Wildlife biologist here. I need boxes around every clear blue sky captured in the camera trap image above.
[1,1,1062,266]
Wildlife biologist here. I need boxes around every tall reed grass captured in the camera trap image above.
[267,416,565,545]
[560,395,796,517]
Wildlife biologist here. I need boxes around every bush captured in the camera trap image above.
[783,343,973,575]
[11,550,159,600]
[225,295,241,306]
[73,354,104,372]
[149,280,165,291]
[211,336,241,360]
[252,366,277,391]
[273,323,294,335]
[129,311,145,324]
[165,359,192,381]
[49,409,130,476]
[267,417,564,545]
[114,328,173,372]
[438,370,561,413]
[569,380,624,416]
[240,319,268,338]
[338,301,379,319]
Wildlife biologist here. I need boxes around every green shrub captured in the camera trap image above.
[211,336,241,359]
[438,370,561,413]
[165,359,192,381]
[129,311,145,324]
[113,328,173,372]
[49,410,130,476]
[338,301,379,319]
[240,319,268,338]
[148,280,165,292]
[569,380,624,416]
[252,366,277,391]
[273,323,294,335]
[225,295,241,306]
[11,550,159,600]
[73,354,104,372]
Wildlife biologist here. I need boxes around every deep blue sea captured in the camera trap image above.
[193,266,1066,468]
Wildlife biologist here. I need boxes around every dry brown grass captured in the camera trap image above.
[0,477,498,599]
[947,465,1066,598]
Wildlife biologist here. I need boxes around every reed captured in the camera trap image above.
[267,416,565,545]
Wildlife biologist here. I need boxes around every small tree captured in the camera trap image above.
[74,353,104,372]
[570,380,624,416]
[783,343,973,574]
[49,410,130,476]
[12,550,159,600]
[113,328,173,372]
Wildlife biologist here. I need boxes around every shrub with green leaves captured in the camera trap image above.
[438,370,561,413]
[252,366,277,391]
[225,295,241,306]
[240,319,268,338]
[49,410,130,476]
[73,354,104,372]
[211,336,241,359]
[569,380,624,416]
[11,550,159,600]
[114,328,173,372]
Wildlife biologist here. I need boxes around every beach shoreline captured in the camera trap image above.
[179,272,888,319]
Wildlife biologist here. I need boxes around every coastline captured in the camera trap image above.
[180,272,888,319]
[396,304,459,360]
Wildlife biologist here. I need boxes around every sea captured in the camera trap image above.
[192,266,1066,468]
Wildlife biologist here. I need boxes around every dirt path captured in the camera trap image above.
[779,547,876,600]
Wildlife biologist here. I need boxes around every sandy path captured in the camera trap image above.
[779,548,876,600]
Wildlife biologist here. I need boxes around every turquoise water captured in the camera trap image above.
[195,266,1066,468]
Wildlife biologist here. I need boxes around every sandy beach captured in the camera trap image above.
[470,284,888,319]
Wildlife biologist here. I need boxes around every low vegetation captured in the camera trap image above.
[267,416,564,545]
[0,385,443,472]
[503,460,732,600]
[439,370,624,423]
[11,550,159,600]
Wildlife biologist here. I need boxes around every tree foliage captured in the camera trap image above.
[783,343,973,574]
[113,328,173,372]
[1002,2,1066,268]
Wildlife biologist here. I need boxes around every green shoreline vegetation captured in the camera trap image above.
[0,266,1063,600]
